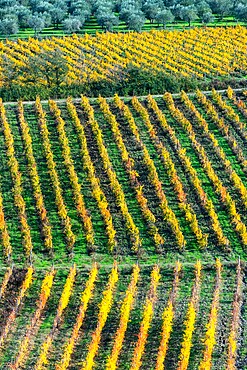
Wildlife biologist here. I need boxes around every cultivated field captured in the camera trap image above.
[0,261,245,369]
[1,88,247,265]
[1,27,247,87]
[0,86,247,368]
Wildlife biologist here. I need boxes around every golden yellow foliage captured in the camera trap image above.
[11,268,55,370]
[34,265,76,370]
[56,263,98,370]
[130,265,160,370]
[1,27,247,87]
[106,264,140,370]
[82,262,118,370]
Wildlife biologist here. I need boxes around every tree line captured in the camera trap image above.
[1,0,247,36]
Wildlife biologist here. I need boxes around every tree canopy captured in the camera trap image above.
[0,0,245,36]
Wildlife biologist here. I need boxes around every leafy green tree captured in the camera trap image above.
[120,0,146,30]
[156,8,174,28]
[23,48,68,96]
[114,0,122,12]
[96,10,119,31]
[13,5,31,28]
[0,0,17,19]
[127,11,146,31]
[70,0,92,19]
[0,15,19,35]
[164,0,181,6]
[50,0,68,29]
[120,0,143,21]
[235,3,247,21]
[202,10,214,24]
[63,16,82,33]
[28,13,45,36]
[143,0,164,23]
[34,0,52,14]
[208,0,232,19]
[196,1,211,18]
[0,55,20,87]
[94,0,119,31]
[179,5,198,26]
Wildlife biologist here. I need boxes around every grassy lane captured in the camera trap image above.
[23,105,68,265]
[128,101,214,256]
[0,111,23,264]
[208,95,247,158]
[155,100,243,257]
[164,265,195,369]
[108,102,191,253]
[178,97,247,226]
[24,269,69,368]
[134,100,214,246]
[75,103,135,256]
[94,101,156,256]
[6,106,44,257]
[42,104,88,256]
[187,266,215,369]
[58,104,110,257]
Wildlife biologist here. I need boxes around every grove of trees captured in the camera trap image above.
[1,0,247,36]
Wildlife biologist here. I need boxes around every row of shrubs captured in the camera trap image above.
[0,68,245,101]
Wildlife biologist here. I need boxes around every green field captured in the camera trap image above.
[0,15,246,40]
[0,261,245,369]
[0,90,247,266]
[0,88,246,368]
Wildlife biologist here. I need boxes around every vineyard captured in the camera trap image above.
[1,26,247,89]
[0,260,245,369]
[0,85,247,368]
[0,88,247,264]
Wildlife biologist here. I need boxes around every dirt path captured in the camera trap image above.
[2,87,246,106]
